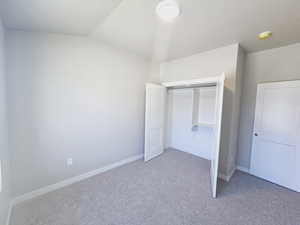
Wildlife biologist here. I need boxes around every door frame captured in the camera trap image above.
[162,75,224,88]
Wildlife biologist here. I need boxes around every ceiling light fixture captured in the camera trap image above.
[258,31,272,40]
[156,0,180,22]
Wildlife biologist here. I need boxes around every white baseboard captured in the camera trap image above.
[219,167,236,182]
[236,165,250,173]
[218,173,228,181]
[12,154,143,206]
[219,165,250,182]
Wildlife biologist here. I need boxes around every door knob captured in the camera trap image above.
[254,133,258,136]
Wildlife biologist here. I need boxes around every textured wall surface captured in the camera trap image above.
[6,31,149,197]
[237,43,300,169]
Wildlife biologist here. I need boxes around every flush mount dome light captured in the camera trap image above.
[156,0,180,21]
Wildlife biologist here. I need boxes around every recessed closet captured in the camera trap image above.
[166,86,217,160]
[144,75,225,198]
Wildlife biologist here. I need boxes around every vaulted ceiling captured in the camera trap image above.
[1,0,300,60]
[1,0,123,34]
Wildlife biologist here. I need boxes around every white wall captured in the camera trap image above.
[166,88,214,160]
[6,31,149,197]
[160,44,239,83]
[229,46,245,173]
[161,44,242,175]
[0,19,10,225]
[148,61,161,83]
[237,43,300,169]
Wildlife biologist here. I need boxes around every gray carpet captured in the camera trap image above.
[10,150,300,225]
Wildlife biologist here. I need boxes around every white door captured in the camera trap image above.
[211,76,225,198]
[144,83,166,161]
[250,80,300,192]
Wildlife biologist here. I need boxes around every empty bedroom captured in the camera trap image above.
[0,0,300,225]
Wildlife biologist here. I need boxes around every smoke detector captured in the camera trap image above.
[258,31,272,40]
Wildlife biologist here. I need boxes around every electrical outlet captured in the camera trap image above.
[67,158,73,166]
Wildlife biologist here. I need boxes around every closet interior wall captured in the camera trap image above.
[165,85,217,160]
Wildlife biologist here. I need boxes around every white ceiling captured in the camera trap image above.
[1,0,300,60]
[0,0,123,34]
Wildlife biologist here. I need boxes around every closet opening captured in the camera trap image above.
[166,84,217,160]
[144,74,225,198]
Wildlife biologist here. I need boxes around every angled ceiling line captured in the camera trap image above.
[89,0,126,36]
